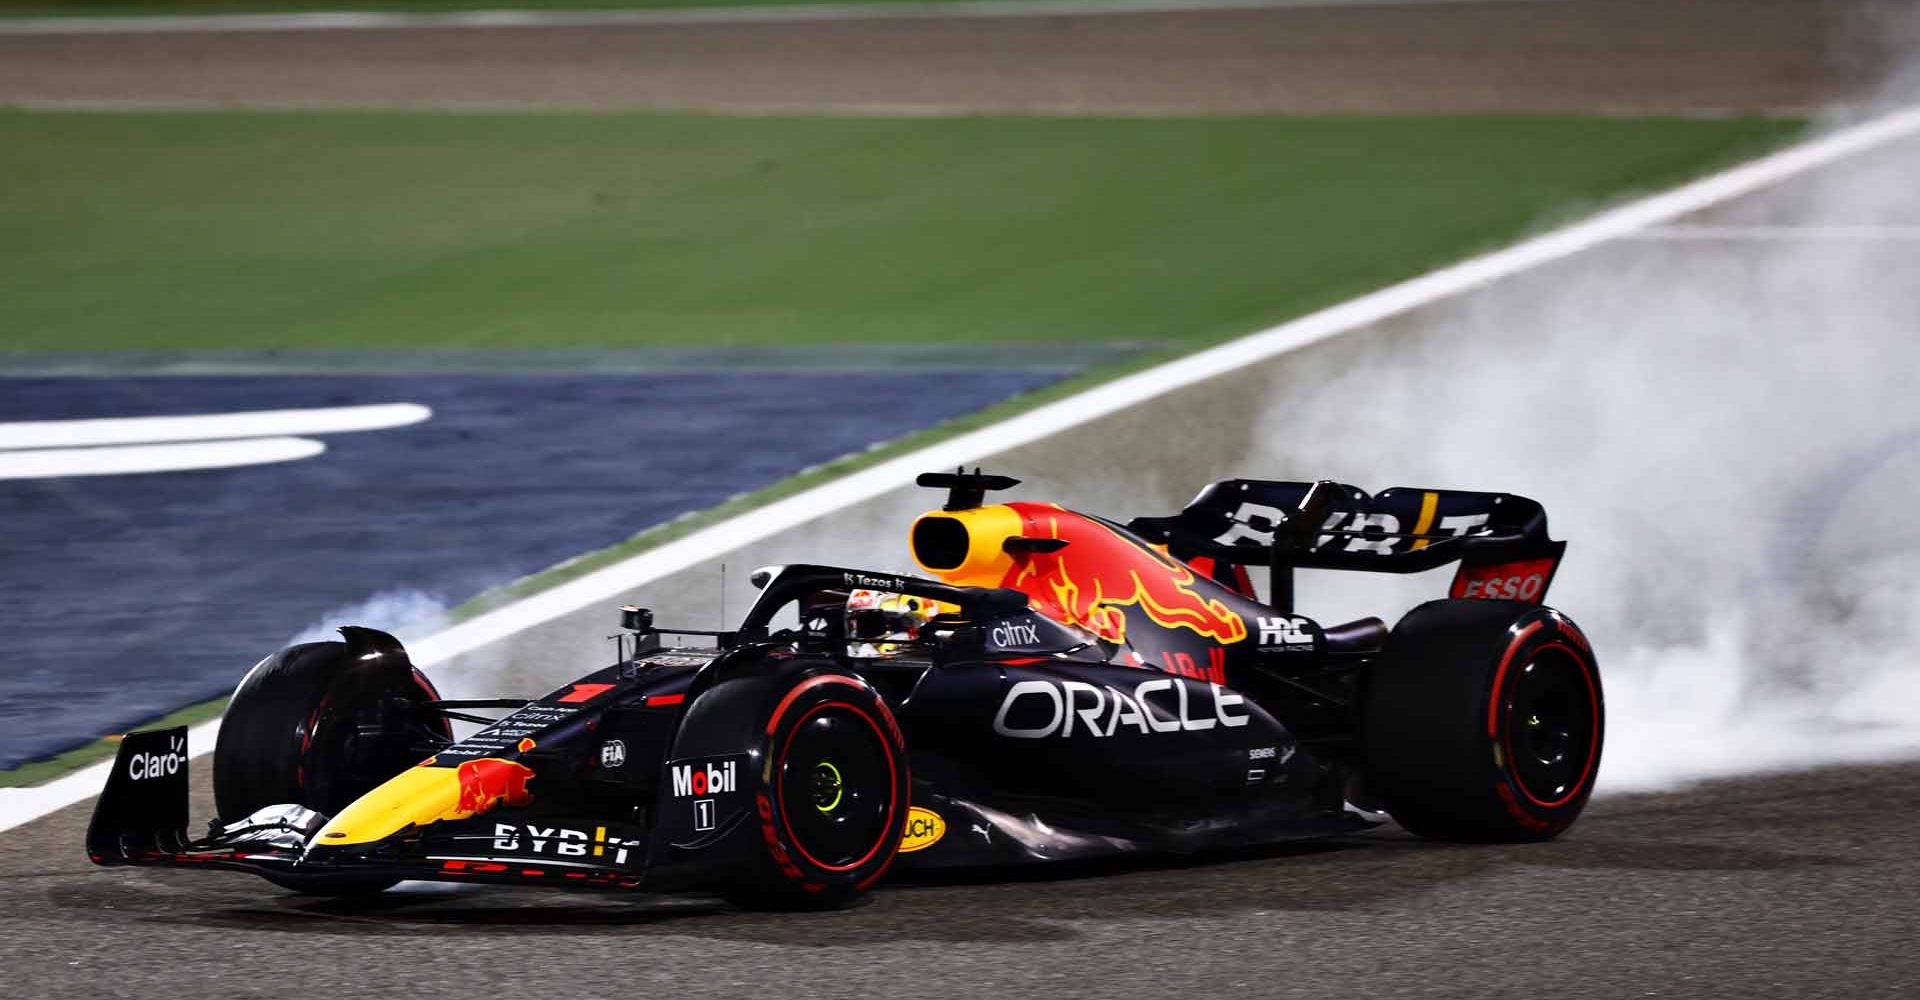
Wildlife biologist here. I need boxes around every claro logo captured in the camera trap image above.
[127,734,185,781]
[992,678,1249,739]
[670,760,738,797]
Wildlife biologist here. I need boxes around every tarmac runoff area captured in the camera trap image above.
[0,0,1895,113]
[2,99,1917,998]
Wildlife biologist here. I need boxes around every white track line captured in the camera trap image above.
[5,103,1917,834]
[0,0,1553,34]
[0,402,430,450]
[0,437,325,480]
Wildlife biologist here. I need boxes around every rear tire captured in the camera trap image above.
[1362,599,1603,842]
[214,635,449,895]
[724,668,910,910]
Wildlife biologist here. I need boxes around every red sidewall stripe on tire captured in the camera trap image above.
[1493,631,1602,810]
[1486,620,1544,738]
[773,699,901,874]
[766,672,872,738]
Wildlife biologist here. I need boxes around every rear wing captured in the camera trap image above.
[1128,479,1565,611]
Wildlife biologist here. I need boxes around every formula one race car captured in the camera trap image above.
[89,470,1603,907]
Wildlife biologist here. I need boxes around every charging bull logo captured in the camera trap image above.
[454,758,536,817]
[1002,505,1247,646]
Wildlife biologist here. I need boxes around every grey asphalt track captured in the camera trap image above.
[7,761,1917,999]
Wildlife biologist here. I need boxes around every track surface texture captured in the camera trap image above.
[10,762,1919,999]
[0,0,1903,112]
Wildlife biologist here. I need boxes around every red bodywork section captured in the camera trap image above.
[454,758,535,816]
[998,503,1248,646]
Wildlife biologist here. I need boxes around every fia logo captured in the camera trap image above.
[599,740,627,768]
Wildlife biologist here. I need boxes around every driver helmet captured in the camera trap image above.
[846,589,942,653]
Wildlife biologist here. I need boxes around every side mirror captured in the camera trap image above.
[619,605,655,633]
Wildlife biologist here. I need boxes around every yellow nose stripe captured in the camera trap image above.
[312,766,463,847]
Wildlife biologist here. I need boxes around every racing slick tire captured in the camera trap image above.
[213,632,450,895]
[717,666,911,910]
[1362,599,1603,842]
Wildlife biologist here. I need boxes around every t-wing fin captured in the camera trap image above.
[916,468,1021,511]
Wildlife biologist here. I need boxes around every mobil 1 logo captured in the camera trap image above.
[662,752,750,845]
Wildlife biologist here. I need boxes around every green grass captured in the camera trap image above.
[1,112,1801,356]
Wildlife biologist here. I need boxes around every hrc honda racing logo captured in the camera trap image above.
[993,677,1249,739]
[670,759,738,797]
[127,733,185,781]
[1257,616,1314,648]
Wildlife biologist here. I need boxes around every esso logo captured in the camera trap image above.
[128,750,182,781]
[1454,558,1556,603]
[1462,574,1545,601]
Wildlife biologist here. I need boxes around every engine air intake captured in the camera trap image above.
[911,516,970,571]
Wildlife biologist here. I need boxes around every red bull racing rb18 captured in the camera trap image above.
[88,470,1602,908]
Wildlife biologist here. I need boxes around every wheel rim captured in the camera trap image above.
[811,761,846,814]
[1504,646,1598,808]
[778,704,894,870]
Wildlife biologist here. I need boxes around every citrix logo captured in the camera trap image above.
[670,759,737,797]
[989,621,1041,647]
[127,734,185,781]
[992,677,1250,739]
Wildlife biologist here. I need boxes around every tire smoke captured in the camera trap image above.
[1242,104,1920,791]
[287,588,450,648]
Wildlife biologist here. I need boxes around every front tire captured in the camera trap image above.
[1362,599,1603,842]
[214,631,449,895]
[726,668,910,909]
